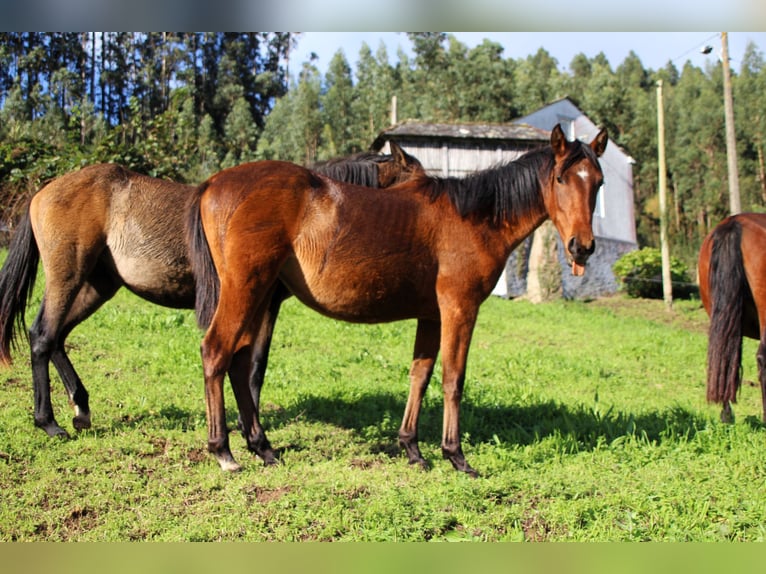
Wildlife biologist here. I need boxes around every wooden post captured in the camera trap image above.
[656,80,673,309]
[390,95,397,126]
[721,32,741,214]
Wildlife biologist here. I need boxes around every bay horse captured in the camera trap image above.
[699,212,766,423]
[0,143,422,439]
[188,124,608,475]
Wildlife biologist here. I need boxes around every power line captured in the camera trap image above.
[669,33,720,64]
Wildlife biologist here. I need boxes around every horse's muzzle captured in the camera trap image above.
[567,237,595,276]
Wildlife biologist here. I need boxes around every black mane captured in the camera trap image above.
[424,140,599,224]
[312,151,386,188]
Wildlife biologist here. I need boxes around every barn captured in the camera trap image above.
[370,98,637,301]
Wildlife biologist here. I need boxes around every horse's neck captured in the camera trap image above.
[500,200,549,256]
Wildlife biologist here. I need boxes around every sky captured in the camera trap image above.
[293,32,766,78]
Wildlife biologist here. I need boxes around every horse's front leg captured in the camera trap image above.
[399,319,440,469]
[438,303,479,477]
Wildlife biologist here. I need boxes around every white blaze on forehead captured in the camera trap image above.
[577,168,590,182]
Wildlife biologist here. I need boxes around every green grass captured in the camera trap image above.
[1,267,765,541]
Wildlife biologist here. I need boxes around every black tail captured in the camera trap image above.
[0,207,40,365]
[186,183,220,329]
[706,218,747,406]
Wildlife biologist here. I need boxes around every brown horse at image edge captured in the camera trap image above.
[187,124,608,475]
[699,212,766,423]
[0,143,422,439]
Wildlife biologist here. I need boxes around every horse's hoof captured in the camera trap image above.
[407,457,430,471]
[218,458,242,472]
[73,414,91,431]
[463,467,480,479]
[52,427,71,440]
[443,450,479,477]
[261,453,279,466]
[37,421,70,439]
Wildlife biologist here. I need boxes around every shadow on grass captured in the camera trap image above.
[93,404,205,435]
[265,391,715,455]
[92,390,754,460]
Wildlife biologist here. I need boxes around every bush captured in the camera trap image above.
[612,247,697,299]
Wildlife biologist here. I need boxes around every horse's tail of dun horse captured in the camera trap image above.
[706,218,747,406]
[0,207,40,365]
[186,183,220,330]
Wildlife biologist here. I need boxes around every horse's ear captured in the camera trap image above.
[551,124,568,157]
[591,128,608,157]
[389,140,406,165]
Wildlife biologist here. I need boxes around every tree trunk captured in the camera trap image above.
[525,221,562,304]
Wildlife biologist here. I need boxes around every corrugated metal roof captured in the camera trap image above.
[371,121,550,150]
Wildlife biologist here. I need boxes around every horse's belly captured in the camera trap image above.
[281,256,437,323]
[107,227,195,308]
[112,254,195,308]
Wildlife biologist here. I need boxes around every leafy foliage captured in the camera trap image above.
[612,247,696,299]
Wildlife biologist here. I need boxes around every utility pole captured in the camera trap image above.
[656,80,673,309]
[721,32,741,214]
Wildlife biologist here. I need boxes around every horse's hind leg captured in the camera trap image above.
[201,271,281,472]
[29,298,71,438]
[399,319,440,469]
[236,282,288,431]
[229,342,277,466]
[52,276,120,430]
[232,283,290,465]
[29,302,64,437]
[29,244,107,436]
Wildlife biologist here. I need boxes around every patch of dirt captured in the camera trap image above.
[244,485,291,504]
[186,447,208,463]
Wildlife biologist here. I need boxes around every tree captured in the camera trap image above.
[736,41,766,206]
[320,51,357,157]
[513,48,565,116]
[352,42,397,146]
[258,63,322,164]
[457,38,517,122]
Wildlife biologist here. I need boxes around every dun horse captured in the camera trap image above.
[188,124,608,475]
[699,212,766,423]
[0,143,422,439]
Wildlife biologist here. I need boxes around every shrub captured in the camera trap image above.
[612,247,697,299]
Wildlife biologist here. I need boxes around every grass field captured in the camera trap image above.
[1,268,765,541]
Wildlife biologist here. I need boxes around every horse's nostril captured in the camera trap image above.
[568,237,595,259]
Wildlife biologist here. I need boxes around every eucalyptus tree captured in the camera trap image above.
[320,50,358,157]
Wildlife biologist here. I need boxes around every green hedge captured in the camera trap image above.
[612,247,697,299]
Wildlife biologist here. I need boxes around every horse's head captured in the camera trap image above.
[376,141,424,187]
[544,124,608,276]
